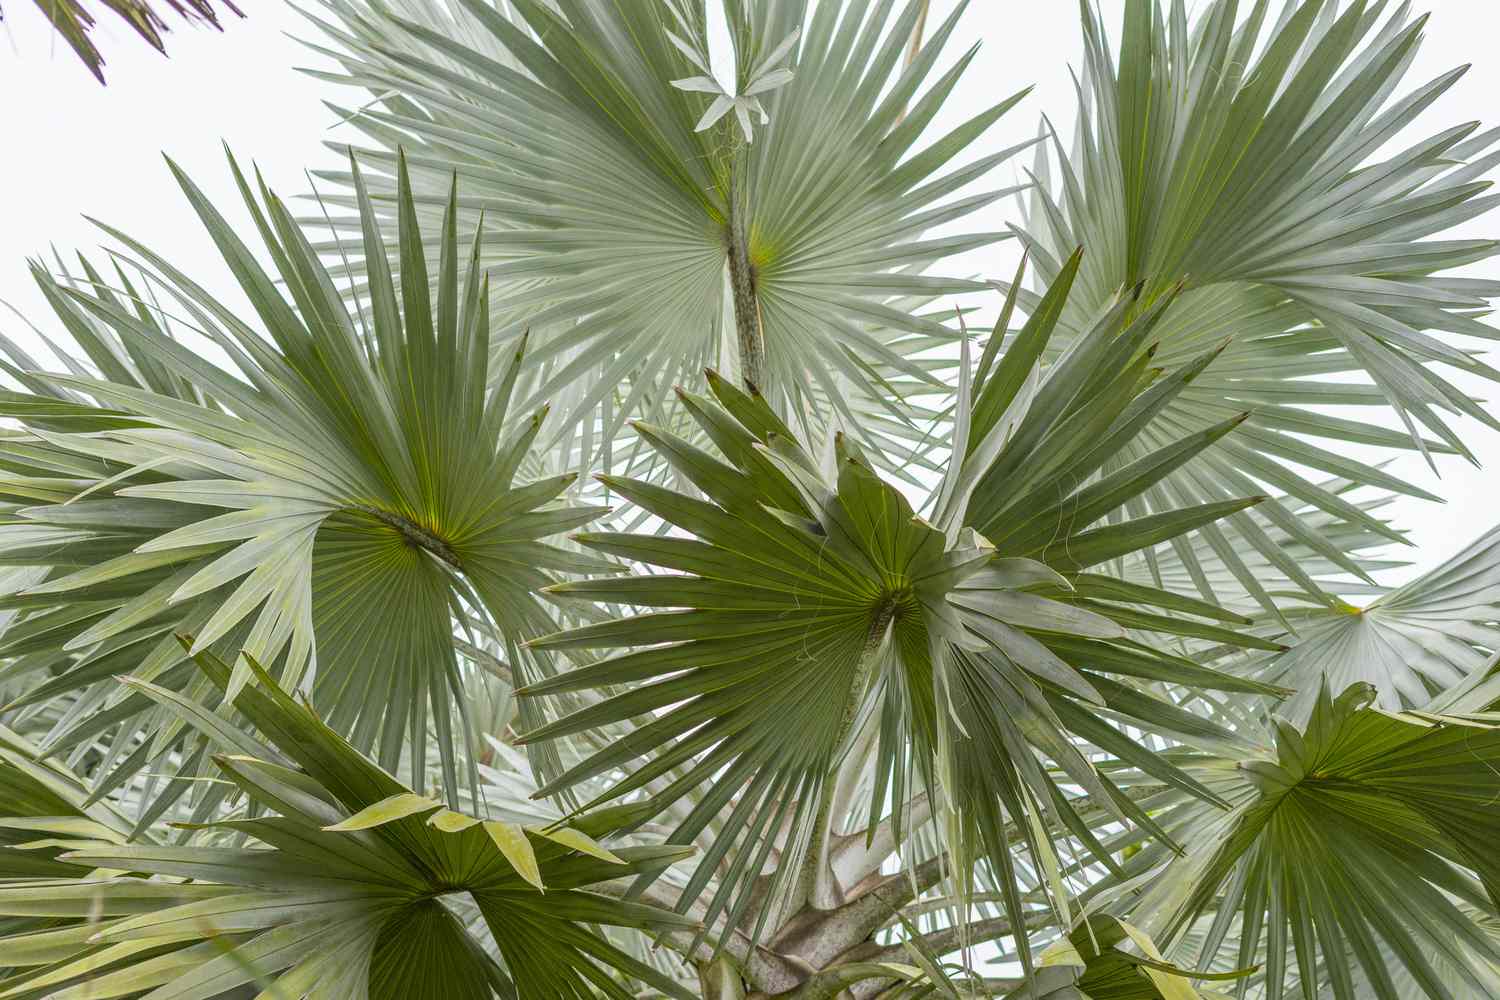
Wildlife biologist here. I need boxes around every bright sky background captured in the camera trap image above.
[1,1,1497,586]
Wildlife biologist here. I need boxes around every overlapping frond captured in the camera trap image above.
[0,725,138,886]
[298,0,1029,462]
[0,149,604,806]
[1209,521,1500,721]
[519,261,1286,967]
[0,652,694,1000]
[1121,681,1500,1000]
[6,1,1500,994]
[1019,0,1500,613]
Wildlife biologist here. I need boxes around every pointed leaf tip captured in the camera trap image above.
[322,792,441,832]
[485,820,544,890]
[537,826,624,864]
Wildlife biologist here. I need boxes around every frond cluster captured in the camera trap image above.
[1,1,1499,998]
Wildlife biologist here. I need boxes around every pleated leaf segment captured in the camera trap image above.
[300,0,1033,468]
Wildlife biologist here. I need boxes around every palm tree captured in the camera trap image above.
[0,1,1498,997]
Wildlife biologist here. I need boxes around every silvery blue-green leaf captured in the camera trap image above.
[0,150,606,809]
[1018,0,1500,613]
[1207,521,1500,722]
[298,0,1030,467]
[522,264,1278,969]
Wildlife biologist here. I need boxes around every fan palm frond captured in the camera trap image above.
[1019,0,1500,613]
[0,725,138,887]
[0,651,695,1000]
[0,149,605,806]
[6,1,242,82]
[1121,681,1500,1000]
[298,0,1030,464]
[7,1,1500,995]
[520,259,1285,966]
[1208,520,1500,721]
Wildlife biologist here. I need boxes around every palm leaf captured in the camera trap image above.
[0,651,695,1000]
[1017,0,1500,613]
[7,1,243,82]
[296,0,1030,465]
[1206,520,1500,721]
[0,149,605,806]
[1122,681,1500,1000]
[520,261,1282,967]
[0,725,138,886]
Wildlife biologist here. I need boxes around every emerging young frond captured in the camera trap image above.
[1020,0,1500,613]
[0,150,604,808]
[299,0,1029,459]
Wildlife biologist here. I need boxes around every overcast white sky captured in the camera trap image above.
[1,2,1497,584]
